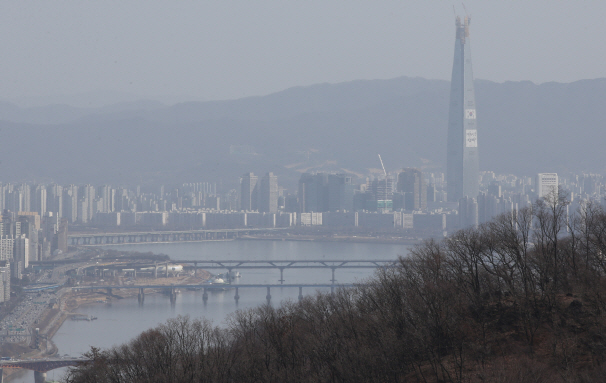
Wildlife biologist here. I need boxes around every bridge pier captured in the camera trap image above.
[34,371,46,383]
[202,288,208,303]
[331,267,337,284]
[266,286,271,304]
[154,263,158,279]
[234,287,240,304]
[138,288,145,304]
[279,267,285,284]
[165,262,169,278]
[298,286,303,301]
[133,269,137,279]
[169,288,176,304]
[106,287,112,296]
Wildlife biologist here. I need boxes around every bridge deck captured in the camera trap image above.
[32,259,398,269]
[68,228,286,238]
[73,283,357,290]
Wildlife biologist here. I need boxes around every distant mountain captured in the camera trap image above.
[0,76,604,188]
[3,90,169,109]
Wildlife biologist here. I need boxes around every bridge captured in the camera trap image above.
[74,259,397,284]
[72,282,358,304]
[0,358,89,383]
[175,259,397,284]
[68,228,286,245]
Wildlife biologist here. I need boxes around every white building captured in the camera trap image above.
[536,173,559,199]
[14,234,29,269]
[0,260,10,303]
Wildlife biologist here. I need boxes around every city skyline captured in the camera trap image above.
[1,5,605,381]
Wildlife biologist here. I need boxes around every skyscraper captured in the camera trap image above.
[240,173,258,211]
[327,174,355,212]
[298,173,328,213]
[447,16,479,202]
[258,172,278,213]
[397,168,427,210]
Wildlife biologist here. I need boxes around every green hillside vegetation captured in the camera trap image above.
[64,192,606,382]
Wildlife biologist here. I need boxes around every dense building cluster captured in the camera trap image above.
[0,207,68,303]
[0,170,599,243]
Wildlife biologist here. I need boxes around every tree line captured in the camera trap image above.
[65,190,606,382]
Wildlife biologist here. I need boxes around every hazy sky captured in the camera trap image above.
[0,1,604,104]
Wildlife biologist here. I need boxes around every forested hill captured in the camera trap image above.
[65,200,606,382]
[0,77,604,186]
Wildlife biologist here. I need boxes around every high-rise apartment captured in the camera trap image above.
[447,16,479,202]
[536,173,558,199]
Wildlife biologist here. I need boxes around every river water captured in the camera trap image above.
[10,240,411,382]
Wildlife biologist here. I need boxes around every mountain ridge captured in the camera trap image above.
[0,76,604,187]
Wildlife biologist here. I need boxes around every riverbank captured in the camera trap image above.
[61,269,213,317]
[2,270,214,382]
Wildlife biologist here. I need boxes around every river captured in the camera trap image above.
[9,240,411,382]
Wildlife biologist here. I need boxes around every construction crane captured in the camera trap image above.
[378,154,388,201]
[462,3,471,25]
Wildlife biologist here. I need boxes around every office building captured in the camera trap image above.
[397,168,427,210]
[299,173,328,213]
[327,174,355,212]
[14,234,29,269]
[258,172,278,213]
[240,173,258,211]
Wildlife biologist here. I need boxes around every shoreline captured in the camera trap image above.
[2,271,214,381]
[46,270,213,346]
[3,237,411,381]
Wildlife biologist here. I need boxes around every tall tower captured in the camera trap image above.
[447,16,479,202]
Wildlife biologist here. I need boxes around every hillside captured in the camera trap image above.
[64,199,606,382]
[0,77,604,187]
